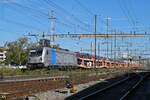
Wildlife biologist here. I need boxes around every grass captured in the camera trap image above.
[0,67,50,76]
[69,72,89,78]
[0,66,134,77]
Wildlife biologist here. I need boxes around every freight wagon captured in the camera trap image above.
[76,53,141,68]
[27,47,78,69]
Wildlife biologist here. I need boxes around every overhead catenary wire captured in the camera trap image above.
[4,4,46,26]
[20,0,94,34]
[3,0,49,28]
[118,0,137,32]
[73,0,94,15]
[6,0,49,17]
[55,18,93,33]
[1,0,149,58]
[44,0,92,28]
[0,17,44,32]
[3,2,92,32]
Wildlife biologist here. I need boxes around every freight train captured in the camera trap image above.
[27,47,141,70]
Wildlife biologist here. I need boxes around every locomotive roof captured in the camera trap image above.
[43,47,75,53]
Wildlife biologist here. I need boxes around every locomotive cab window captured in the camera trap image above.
[29,49,43,57]
[29,50,36,57]
[37,50,43,56]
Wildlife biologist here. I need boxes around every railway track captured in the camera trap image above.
[68,72,149,100]
[0,71,127,100]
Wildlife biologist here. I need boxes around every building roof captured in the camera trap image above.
[0,47,8,51]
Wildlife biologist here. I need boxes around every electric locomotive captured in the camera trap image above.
[27,47,78,69]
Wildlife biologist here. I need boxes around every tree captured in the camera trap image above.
[5,37,31,65]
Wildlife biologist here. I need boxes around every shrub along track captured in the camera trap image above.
[0,71,135,100]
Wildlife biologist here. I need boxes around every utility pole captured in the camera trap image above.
[105,17,111,59]
[110,29,113,59]
[80,48,83,53]
[118,47,121,59]
[94,15,97,67]
[114,29,117,61]
[91,42,93,57]
[98,41,100,57]
[49,10,56,46]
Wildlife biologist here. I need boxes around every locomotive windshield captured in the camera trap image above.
[29,48,43,57]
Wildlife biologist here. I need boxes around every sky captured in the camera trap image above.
[0,0,150,57]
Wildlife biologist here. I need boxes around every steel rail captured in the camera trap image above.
[0,72,126,100]
[120,73,149,100]
[78,76,130,100]
[78,73,144,100]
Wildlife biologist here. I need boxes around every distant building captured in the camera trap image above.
[0,47,7,62]
[122,52,131,59]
